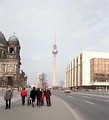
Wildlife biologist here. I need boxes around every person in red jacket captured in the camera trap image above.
[20,88,27,106]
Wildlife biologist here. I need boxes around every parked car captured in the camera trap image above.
[64,88,71,93]
[72,89,78,92]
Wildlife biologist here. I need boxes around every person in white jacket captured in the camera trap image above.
[26,86,32,106]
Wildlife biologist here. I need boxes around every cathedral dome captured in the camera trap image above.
[0,31,7,45]
[8,33,19,45]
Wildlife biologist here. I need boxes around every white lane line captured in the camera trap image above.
[81,95,90,98]
[68,96,73,98]
[104,99,109,102]
[85,100,95,105]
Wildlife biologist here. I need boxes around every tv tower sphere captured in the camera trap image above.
[52,45,58,54]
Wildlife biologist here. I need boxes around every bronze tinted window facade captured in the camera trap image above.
[90,58,109,83]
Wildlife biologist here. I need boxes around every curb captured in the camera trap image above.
[54,95,82,120]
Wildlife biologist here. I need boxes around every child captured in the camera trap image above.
[41,91,44,106]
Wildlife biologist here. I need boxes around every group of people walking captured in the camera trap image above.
[20,86,51,107]
[4,86,51,109]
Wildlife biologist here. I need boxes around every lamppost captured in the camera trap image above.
[106,80,107,90]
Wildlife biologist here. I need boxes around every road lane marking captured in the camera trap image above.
[81,95,90,98]
[104,99,109,102]
[85,100,95,105]
[68,95,73,98]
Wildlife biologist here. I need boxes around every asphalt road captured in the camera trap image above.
[52,90,109,120]
[0,91,76,120]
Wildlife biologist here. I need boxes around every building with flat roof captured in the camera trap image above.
[66,51,109,90]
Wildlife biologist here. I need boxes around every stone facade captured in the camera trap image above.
[0,31,27,88]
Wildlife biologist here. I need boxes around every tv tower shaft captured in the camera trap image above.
[52,33,58,87]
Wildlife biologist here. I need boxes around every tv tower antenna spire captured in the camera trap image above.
[52,31,58,87]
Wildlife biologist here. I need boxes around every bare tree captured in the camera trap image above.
[38,72,47,89]
[59,80,64,89]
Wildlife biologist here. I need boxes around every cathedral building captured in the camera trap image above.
[0,31,27,89]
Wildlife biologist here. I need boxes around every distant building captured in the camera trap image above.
[66,51,109,89]
[0,31,27,89]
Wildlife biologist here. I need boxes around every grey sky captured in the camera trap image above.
[1,0,109,85]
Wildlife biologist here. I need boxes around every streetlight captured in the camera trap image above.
[106,80,107,90]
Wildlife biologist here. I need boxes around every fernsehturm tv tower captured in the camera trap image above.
[52,33,58,87]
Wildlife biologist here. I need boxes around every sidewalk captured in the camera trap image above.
[0,91,20,107]
[0,92,77,120]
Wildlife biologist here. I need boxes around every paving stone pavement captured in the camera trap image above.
[0,92,76,120]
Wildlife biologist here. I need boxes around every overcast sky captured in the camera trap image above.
[1,0,109,86]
